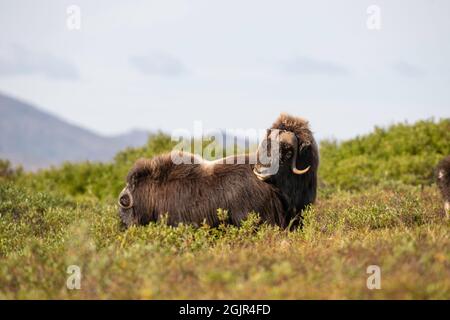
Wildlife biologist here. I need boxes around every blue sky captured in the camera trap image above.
[0,0,449,140]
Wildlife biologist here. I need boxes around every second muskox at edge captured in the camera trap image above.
[118,114,319,229]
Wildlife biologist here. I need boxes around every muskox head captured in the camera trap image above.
[253,129,311,181]
[117,158,158,227]
[253,113,318,182]
[253,113,319,227]
[118,183,135,227]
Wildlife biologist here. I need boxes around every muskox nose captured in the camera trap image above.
[118,185,134,209]
[119,194,131,208]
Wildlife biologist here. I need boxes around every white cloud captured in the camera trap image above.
[281,56,350,76]
[391,61,425,78]
[130,52,187,76]
[0,44,79,80]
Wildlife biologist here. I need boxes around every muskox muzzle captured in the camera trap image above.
[118,184,137,227]
[118,184,134,209]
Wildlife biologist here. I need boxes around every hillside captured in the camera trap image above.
[0,93,150,170]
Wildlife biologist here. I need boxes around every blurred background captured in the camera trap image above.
[0,0,449,169]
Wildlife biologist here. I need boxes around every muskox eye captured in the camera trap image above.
[119,194,131,207]
[285,150,293,159]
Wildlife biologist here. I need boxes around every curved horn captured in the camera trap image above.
[253,167,270,181]
[118,184,134,209]
[292,165,310,175]
[291,139,311,175]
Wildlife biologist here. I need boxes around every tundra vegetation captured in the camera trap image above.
[0,118,449,299]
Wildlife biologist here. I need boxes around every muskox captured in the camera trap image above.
[436,155,450,218]
[253,114,319,228]
[118,113,318,229]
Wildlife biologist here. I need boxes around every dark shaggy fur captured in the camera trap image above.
[436,155,450,217]
[255,113,319,228]
[119,153,287,228]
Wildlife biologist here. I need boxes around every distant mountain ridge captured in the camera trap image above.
[0,93,150,170]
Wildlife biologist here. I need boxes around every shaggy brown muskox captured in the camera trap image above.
[253,114,319,228]
[118,153,287,228]
[118,113,318,229]
[436,155,450,218]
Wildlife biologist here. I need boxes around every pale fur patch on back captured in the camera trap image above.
[201,159,215,172]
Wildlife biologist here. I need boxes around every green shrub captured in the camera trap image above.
[0,159,22,181]
[0,179,448,299]
[320,118,450,191]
